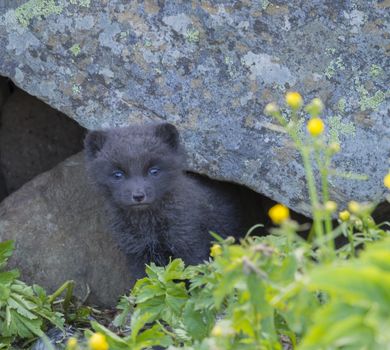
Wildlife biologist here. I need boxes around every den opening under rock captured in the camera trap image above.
[0,76,303,306]
[0,76,85,199]
[0,76,386,308]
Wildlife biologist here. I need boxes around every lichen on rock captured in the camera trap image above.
[14,0,63,27]
[0,0,388,216]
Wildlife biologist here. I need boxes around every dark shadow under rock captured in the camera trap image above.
[0,87,84,194]
[373,201,390,230]
[0,76,11,108]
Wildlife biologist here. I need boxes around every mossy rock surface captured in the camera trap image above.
[0,0,388,215]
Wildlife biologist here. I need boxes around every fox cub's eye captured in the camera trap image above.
[148,167,160,176]
[112,170,125,180]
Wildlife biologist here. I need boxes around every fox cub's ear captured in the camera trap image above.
[84,130,107,160]
[155,123,180,150]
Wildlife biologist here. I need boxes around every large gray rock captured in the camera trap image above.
[0,88,84,193]
[0,152,132,307]
[0,1,389,215]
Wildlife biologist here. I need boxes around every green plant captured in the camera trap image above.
[0,241,64,349]
[4,93,390,350]
[300,237,390,349]
[81,93,389,350]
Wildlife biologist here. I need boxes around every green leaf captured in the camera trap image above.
[0,240,64,344]
[2,309,43,338]
[309,265,390,308]
[213,269,241,308]
[10,281,34,296]
[0,241,14,266]
[113,296,133,328]
[135,283,165,304]
[136,294,165,321]
[361,246,390,272]
[8,296,38,320]
[5,306,10,328]
[0,285,10,302]
[145,263,162,280]
[247,274,265,313]
[162,259,187,282]
[130,309,154,341]
[165,283,188,314]
[91,321,128,349]
[300,303,376,349]
[182,300,214,340]
[134,324,172,350]
[0,271,19,285]
[32,285,47,301]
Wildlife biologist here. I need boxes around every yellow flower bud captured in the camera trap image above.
[307,117,325,136]
[67,338,78,350]
[354,218,363,230]
[339,210,350,222]
[210,244,222,257]
[305,98,324,117]
[324,201,337,212]
[384,172,390,189]
[264,102,279,115]
[88,333,109,350]
[211,324,223,337]
[268,204,290,225]
[311,98,324,112]
[329,142,341,153]
[348,201,360,214]
[285,92,303,109]
[241,290,250,302]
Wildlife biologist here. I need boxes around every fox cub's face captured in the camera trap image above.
[84,123,186,209]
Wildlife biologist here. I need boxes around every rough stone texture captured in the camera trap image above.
[0,152,132,307]
[0,1,389,215]
[0,87,85,193]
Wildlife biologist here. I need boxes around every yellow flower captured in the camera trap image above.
[210,244,222,257]
[264,102,279,115]
[285,92,303,109]
[339,210,350,222]
[348,201,360,214]
[384,172,390,189]
[268,204,289,225]
[325,201,337,212]
[67,338,78,349]
[88,333,109,350]
[211,324,223,337]
[307,117,325,136]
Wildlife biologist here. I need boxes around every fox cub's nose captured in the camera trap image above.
[133,193,146,203]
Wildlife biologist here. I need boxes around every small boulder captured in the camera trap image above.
[0,152,132,307]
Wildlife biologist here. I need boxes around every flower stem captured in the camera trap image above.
[315,146,335,254]
[300,147,326,257]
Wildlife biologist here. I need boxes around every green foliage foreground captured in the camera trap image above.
[0,241,63,349]
[1,93,389,349]
[94,233,390,350]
